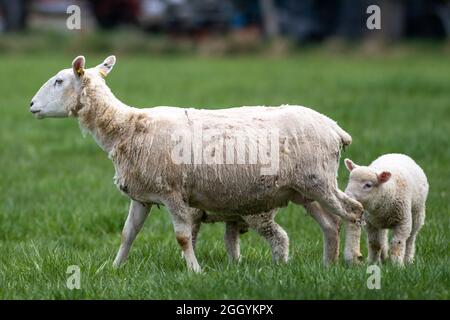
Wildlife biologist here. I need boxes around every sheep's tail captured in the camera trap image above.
[331,121,352,150]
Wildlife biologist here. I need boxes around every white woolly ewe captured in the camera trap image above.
[30,55,364,272]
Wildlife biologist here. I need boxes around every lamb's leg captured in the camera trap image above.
[390,213,412,267]
[344,220,363,264]
[191,211,203,251]
[404,234,418,264]
[113,200,151,268]
[405,207,425,264]
[304,202,340,265]
[243,210,289,263]
[365,222,383,264]
[166,199,202,273]
[224,222,241,261]
[380,229,389,262]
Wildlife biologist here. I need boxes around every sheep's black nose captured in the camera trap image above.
[30,101,34,107]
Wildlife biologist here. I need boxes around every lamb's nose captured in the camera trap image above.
[30,101,34,107]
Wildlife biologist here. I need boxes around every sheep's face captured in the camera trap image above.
[30,55,116,119]
[344,158,391,207]
[30,68,80,119]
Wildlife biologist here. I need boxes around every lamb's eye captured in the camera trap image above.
[363,182,373,189]
[54,79,63,86]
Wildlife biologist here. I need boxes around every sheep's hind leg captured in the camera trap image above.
[166,199,202,273]
[304,201,340,265]
[306,184,364,224]
[113,200,151,268]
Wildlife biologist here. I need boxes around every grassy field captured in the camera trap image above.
[0,50,449,299]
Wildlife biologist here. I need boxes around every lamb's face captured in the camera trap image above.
[30,55,116,119]
[30,68,81,119]
[344,158,391,207]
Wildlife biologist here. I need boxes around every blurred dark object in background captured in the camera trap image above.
[278,0,449,42]
[138,0,234,35]
[0,0,29,31]
[406,0,450,38]
[90,0,139,29]
[0,0,448,42]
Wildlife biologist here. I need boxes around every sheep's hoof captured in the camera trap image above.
[190,264,202,273]
[345,253,364,265]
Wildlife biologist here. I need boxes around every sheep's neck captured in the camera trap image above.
[78,80,130,153]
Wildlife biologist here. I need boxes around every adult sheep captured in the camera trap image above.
[30,56,363,272]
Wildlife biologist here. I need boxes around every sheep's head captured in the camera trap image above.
[344,158,392,207]
[30,55,116,119]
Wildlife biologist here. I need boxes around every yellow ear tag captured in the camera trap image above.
[99,69,107,78]
[77,68,84,76]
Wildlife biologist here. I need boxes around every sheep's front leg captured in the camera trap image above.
[113,200,151,268]
[166,200,202,273]
[181,210,202,259]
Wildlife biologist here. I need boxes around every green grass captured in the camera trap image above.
[0,50,449,299]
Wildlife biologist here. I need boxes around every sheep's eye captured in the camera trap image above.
[54,79,63,86]
[363,182,373,189]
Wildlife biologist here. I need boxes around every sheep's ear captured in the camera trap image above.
[72,56,85,78]
[377,171,391,184]
[344,158,358,172]
[96,55,116,78]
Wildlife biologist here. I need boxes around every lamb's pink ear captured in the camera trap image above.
[72,56,85,78]
[344,158,358,172]
[377,171,392,184]
[96,55,116,78]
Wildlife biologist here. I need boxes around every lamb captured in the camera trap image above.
[29,55,364,272]
[200,209,289,263]
[344,154,428,266]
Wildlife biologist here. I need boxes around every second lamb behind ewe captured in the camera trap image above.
[344,154,428,266]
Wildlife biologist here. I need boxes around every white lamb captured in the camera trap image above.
[344,154,428,266]
[30,55,364,272]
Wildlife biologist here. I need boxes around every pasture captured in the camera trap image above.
[0,50,448,299]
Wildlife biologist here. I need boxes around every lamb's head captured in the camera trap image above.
[30,55,116,119]
[344,158,392,207]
